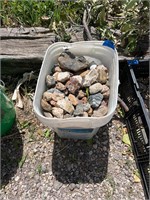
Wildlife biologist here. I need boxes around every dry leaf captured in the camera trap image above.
[134,174,140,183]
[122,134,131,146]
[12,71,34,108]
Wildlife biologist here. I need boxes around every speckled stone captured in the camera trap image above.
[82,69,98,87]
[43,112,53,118]
[52,107,64,118]
[92,105,108,117]
[89,83,103,94]
[43,91,64,102]
[96,65,108,84]
[41,99,52,112]
[56,82,66,91]
[46,75,56,88]
[56,72,70,83]
[54,66,62,72]
[68,94,78,106]
[72,75,82,85]
[57,99,74,114]
[101,85,109,93]
[58,51,89,72]
[66,77,81,94]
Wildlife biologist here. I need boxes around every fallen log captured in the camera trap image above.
[1,27,149,75]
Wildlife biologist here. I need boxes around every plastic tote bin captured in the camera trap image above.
[33,41,119,139]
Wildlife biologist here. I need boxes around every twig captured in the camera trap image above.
[83,9,93,41]
[68,16,79,26]
[118,96,129,112]
[56,144,70,156]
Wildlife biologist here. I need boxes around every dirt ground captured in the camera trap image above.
[1,72,145,200]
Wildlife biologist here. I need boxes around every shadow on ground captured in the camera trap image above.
[52,125,109,184]
[1,122,23,187]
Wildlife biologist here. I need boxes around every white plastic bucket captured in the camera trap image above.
[33,41,119,139]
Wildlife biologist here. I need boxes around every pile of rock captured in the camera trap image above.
[41,50,110,118]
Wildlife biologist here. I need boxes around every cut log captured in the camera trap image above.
[0,27,149,75]
[0,27,56,74]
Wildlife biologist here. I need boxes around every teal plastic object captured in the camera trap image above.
[0,81,16,137]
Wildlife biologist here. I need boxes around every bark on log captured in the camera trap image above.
[0,27,149,75]
[0,27,56,74]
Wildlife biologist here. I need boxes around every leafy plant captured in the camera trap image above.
[0,0,149,55]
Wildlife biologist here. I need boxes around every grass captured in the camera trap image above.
[36,164,42,175]
[19,154,27,168]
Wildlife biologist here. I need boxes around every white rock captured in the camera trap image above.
[72,75,82,85]
[52,107,64,118]
[57,99,74,114]
[96,65,108,84]
[83,112,88,117]
[83,69,98,87]
[89,83,103,94]
[96,64,108,72]
[56,72,70,83]
[90,64,97,70]
[53,72,59,81]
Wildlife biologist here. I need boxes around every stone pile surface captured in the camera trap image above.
[41,50,110,118]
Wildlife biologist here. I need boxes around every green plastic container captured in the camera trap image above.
[0,83,16,137]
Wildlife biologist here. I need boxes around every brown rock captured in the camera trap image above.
[68,94,78,106]
[96,65,108,84]
[54,66,62,72]
[88,107,93,116]
[51,93,64,101]
[50,100,57,106]
[83,112,88,117]
[96,64,108,73]
[80,70,90,78]
[57,99,74,114]
[41,99,52,112]
[43,112,53,118]
[92,105,108,117]
[45,75,55,88]
[43,92,53,101]
[57,72,70,83]
[66,77,81,94]
[89,83,103,94]
[72,75,82,85]
[53,72,59,81]
[43,92,64,102]
[56,82,66,91]
[101,100,108,106]
[52,107,64,118]
[63,114,72,119]
[103,90,110,98]
[101,85,109,93]
[81,97,87,104]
